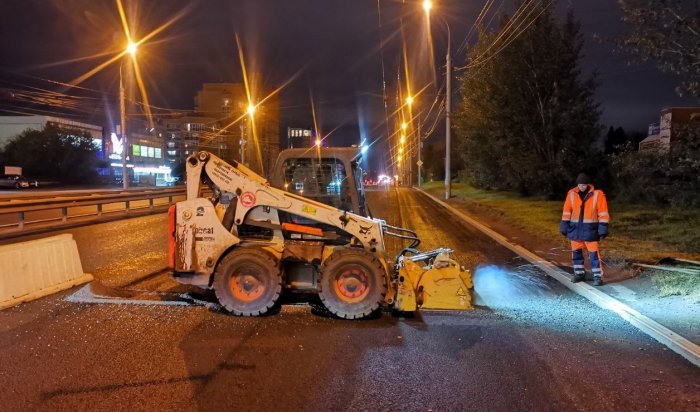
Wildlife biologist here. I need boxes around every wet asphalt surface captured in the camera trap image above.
[1,187,699,411]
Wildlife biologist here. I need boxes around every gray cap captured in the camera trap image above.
[576,173,591,185]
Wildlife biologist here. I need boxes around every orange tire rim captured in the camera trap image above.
[230,269,265,302]
[333,267,370,303]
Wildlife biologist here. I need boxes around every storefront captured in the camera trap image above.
[106,132,174,186]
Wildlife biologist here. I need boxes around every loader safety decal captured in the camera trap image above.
[456,287,467,297]
[301,204,317,215]
[240,192,256,207]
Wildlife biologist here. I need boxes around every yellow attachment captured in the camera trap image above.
[394,253,473,311]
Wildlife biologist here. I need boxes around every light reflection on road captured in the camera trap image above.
[472,264,558,310]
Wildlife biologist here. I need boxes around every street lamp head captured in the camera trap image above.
[406,96,414,106]
[315,139,322,147]
[247,104,256,116]
[400,135,406,144]
[126,41,137,56]
[401,122,407,130]
[423,0,432,13]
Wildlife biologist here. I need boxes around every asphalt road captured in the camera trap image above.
[1,187,699,411]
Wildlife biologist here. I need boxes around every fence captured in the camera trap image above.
[0,188,187,239]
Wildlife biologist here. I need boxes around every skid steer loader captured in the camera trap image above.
[168,149,473,318]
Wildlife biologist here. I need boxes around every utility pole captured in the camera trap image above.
[445,35,451,200]
[119,63,128,189]
[239,118,247,165]
[417,120,422,187]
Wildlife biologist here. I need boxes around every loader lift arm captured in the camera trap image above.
[186,151,385,252]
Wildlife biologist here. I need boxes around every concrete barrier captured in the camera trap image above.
[0,234,92,309]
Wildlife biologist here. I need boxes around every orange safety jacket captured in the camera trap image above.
[559,184,609,241]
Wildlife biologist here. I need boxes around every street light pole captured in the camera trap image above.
[425,1,452,199]
[444,23,452,200]
[417,120,422,187]
[119,62,128,190]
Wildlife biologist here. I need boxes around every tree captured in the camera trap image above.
[1,124,102,183]
[453,4,601,197]
[605,126,628,154]
[422,143,445,181]
[617,0,700,97]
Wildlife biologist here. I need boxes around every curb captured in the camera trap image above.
[415,187,700,368]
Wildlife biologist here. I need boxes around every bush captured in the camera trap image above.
[611,123,700,207]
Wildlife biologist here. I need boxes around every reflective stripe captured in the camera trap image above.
[561,218,571,222]
[582,219,598,223]
[599,218,609,223]
[573,265,585,269]
[562,212,572,216]
[569,192,575,212]
[591,191,600,223]
[599,212,609,217]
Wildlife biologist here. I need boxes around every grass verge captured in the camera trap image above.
[421,181,700,263]
[651,270,700,301]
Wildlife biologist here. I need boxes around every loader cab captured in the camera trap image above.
[270,147,369,217]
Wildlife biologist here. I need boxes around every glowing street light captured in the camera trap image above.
[126,41,138,56]
[399,147,404,154]
[406,96,414,107]
[247,103,256,117]
[402,122,408,130]
[400,134,406,145]
[315,139,322,147]
[423,0,432,13]
[398,155,403,162]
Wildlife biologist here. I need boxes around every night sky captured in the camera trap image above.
[0,0,696,158]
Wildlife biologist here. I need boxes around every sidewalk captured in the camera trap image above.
[420,183,700,351]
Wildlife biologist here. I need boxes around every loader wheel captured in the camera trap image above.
[213,248,282,316]
[318,248,387,319]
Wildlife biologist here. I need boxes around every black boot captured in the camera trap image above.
[572,273,585,283]
[593,277,603,286]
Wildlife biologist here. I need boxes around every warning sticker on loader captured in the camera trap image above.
[240,192,256,207]
[456,287,468,297]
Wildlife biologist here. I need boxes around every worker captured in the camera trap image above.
[560,173,610,286]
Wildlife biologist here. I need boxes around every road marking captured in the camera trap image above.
[416,187,700,369]
[66,284,213,307]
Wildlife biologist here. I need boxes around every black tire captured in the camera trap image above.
[213,247,283,316]
[318,248,388,319]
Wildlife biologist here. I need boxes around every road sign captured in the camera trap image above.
[416,160,423,167]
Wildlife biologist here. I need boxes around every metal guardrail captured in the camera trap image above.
[0,188,187,238]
